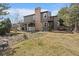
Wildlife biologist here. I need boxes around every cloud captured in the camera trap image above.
[7,8,34,23]
[7,8,47,23]
[8,9,34,16]
[51,10,59,16]
[8,8,47,17]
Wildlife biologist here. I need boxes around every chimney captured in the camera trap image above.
[35,7,42,31]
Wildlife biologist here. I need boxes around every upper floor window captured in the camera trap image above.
[43,13,47,19]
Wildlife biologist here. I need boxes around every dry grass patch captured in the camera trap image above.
[9,32,79,56]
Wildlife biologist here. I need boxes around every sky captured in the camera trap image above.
[6,3,71,23]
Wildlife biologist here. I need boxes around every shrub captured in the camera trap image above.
[0,18,12,35]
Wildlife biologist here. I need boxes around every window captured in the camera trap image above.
[43,13,47,19]
[45,23,46,26]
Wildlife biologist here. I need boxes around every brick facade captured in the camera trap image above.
[35,7,42,31]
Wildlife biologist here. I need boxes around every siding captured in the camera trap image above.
[24,15,35,23]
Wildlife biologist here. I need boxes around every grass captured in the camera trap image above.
[8,32,79,56]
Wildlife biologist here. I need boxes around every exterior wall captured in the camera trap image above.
[41,11,51,22]
[24,15,35,31]
[51,16,59,30]
[24,15,35,23]
[42,22,49,31]
[52,16,59,30]
[41,11,51,31]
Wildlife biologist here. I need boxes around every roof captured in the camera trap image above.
[50,16,57,18]
[51,15,57,17]
[24,11,49,17]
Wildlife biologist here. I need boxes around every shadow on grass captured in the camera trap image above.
[0,47,20,56]
[52,30,74,34]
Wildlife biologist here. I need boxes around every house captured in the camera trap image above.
[21,7,59,32]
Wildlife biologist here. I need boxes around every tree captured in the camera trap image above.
[0,20,6,34]
[0,18,12,35]
[59,18,64,26]
[69,4,79,32]
[58,7,71,26]
[0,3,11,35]
[58,4,79,32]
[5,18,12,33]
[0,4,9,16]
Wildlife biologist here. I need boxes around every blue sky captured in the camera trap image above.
[6,3,71,23]
[9,3,70,11]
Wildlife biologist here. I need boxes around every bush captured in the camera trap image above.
[0,18,12,35]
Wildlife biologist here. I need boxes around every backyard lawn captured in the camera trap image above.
[9,32,79,56]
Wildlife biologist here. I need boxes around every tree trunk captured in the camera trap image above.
[73,21,77,33]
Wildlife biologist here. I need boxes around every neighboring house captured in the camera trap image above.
[21,7,59,32]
